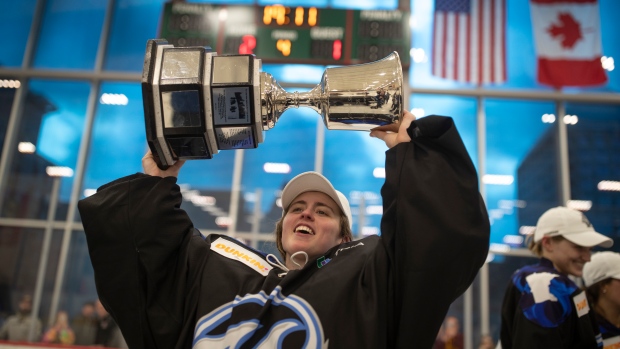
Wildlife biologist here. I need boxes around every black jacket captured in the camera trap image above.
[78,115,490,349]
[594,312,620,348]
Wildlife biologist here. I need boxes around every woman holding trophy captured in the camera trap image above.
[79,108,490,349]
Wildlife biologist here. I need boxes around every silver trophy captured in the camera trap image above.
[142,39,403,169]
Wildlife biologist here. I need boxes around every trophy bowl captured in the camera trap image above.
[142,39,404,168]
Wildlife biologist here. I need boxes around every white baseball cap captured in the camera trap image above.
[583,252,620,287]
[281,171,353,228]
[534,206,612,248]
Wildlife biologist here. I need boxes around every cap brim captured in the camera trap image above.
[282,172,338,210]
[563,231,613,248]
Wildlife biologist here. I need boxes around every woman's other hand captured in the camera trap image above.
[369,110,416,148]
[142,150,186,178]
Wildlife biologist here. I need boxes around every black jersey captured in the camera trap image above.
[78,115,490,349]
[594,312,620,349]
[500,258,604,349]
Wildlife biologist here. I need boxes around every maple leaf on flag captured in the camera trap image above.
[547,12,583,49]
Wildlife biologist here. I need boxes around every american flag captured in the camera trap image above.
[432,0,506,84]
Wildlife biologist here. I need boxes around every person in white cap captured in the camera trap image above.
[78,111,490,349]
[500,206,613,349]
[583,252,620,349]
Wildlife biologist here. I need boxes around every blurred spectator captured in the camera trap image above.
[0,294,42,341]
[94,299,127,348]
[42,310,75,345]
[478,334,495,349]
[583,252,620,349]
[434,316,464,349]
[0,277,11,327]
[72,301,97,345]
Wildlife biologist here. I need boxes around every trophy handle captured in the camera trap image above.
[147,143,169,170]
[142,39,172,170]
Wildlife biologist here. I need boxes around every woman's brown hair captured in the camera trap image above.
[584,279,612,307]
[527,234,565,257]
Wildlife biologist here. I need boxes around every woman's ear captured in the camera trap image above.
[541,236,554,252]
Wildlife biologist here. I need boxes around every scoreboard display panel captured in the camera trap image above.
[159,2,411,67]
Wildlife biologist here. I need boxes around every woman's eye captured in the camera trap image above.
[317,210,327,215]
[291,207,302,212]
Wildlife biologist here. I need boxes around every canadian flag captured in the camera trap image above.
[530,0,607,87]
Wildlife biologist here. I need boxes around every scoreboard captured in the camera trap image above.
[159,2,411,67]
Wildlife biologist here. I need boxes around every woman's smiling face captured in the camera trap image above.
[544,237,592,277]
[281,191,343,268]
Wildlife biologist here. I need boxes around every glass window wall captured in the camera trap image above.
[0,1,37,68]
[0,1,618,347]
[33,0,107,70]
[1,80,89,221]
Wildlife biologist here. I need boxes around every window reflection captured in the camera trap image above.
[486,99,556,245]
[33,0,106,70]
[105,0,169,72]
[563,103,620,247]
[0,0,37,67]
[83,82,146,196]
[0,227,62,332]
[0,79,18,157]
[411,95,478,164]
[1,80,89,221]
[58,230,98,344]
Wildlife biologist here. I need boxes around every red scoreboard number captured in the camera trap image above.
[332,39,342,60]
[238,35,256,54]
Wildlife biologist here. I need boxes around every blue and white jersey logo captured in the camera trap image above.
[193,286,327,348]
[513,267,578,328]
